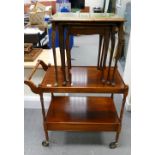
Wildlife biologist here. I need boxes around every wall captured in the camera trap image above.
[85,0,105,12]
[116,0,131,111]
[116,0,130,16]
[85,0,104,8]
[123,37,131,111]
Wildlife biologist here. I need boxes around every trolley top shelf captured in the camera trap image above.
[39,66,127,93]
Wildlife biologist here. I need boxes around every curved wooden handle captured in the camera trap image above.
[28,60,40,80]
[25,60,49,94]
[27,60,48,80]
[24,80,41,94]
[39,60,48,71]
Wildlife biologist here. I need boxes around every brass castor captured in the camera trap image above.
[42,140,49,147]
[109,142,118,149]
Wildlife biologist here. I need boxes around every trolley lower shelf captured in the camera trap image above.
[45,96,120,132]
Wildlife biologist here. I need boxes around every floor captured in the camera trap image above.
[24,35,130,155]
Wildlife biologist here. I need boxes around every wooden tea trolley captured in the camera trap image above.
[24,13,129,149]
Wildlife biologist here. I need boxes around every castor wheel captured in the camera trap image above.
[109,142,118,149]
[42,140,49,147]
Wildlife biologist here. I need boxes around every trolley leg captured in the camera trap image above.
[109,86,128,149]
[115,131,120,143]
[109,131,119,149]
[51,92,54,98]
[40,93,49,147]
[42,124,49,147]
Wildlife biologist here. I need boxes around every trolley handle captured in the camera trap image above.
[27,59,49,81]
[24,60,49,94]
[28,60,41,80]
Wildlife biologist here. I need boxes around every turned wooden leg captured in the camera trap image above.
[109,131,119,149]
[65,30,71,82]
[111,24,124,86]
[40,93,49,147]
[52,23,58,86]
[107,29,116,84]
[97,35,103,69]
[51,93,53,101]
[59,25,67,86]
[99,36,105,70]
[42,123,49,147]
[101,29,110,83]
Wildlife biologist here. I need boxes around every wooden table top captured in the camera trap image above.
[52,13,125,22]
